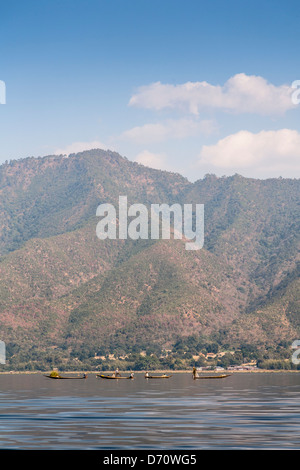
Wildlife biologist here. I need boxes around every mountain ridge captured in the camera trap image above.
[0,149,299,369]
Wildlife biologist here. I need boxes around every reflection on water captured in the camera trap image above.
[0,372,300,449]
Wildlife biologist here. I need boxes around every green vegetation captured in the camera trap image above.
[2,339,299,372]
[0,150,299,370]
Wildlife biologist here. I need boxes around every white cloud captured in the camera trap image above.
[120,118,217,145]
[199,129,300,177]
[54,140,111,156]
[135,150,170,171]
[129,73,295,116]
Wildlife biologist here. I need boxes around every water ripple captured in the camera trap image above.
[0,372,300,449]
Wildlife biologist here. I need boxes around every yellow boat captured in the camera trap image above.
[96,374,134,380]
[193,374,230,379]
[144,373,172,379]
[192,367,230,379]
[45,373,87,380]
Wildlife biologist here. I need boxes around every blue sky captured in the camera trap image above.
[0,0,300,180]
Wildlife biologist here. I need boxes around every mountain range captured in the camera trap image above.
[0,149,299,369]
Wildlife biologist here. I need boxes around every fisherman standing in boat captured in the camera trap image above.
[113,368,121,377]
[192,367,199,379]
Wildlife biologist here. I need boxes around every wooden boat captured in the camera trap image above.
[96,374,134,380]
[193,374,230,379]
[145,374,172,379]
[45,374,88,380]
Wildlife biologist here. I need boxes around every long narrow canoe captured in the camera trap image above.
[145,374,172,379]
[44,375,88,380]
[96,374,134,380]
[193,374,230,379]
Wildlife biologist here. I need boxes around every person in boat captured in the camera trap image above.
[145,371,149,378]
[112,368,121,377]
[192,367,199,379]
[129,372,134,378]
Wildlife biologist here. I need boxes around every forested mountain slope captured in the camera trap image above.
[0,149,299,368]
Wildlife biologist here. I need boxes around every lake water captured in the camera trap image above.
[0,372,300,450]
